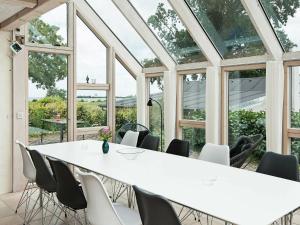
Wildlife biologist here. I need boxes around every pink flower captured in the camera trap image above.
[102,127,110,134]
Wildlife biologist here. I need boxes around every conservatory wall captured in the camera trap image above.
[0,31,13,194]
[4,0,300,192]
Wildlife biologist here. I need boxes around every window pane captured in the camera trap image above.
[289,66,300,128]
[76,90,107,128]
[149,76,164,149]
[260,0,300,52]
[182,73,206,120]
[28,52,68,145]
[86,0,162,67]
[76,16,107,84]
[182,127,205,158]
[291,138,300,162]
[228,69,266,154]
[28,4,67,46]
[185,0,267,58]
[130,0,206,63]
[115,60,137,131]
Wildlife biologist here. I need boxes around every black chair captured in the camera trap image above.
[166,139,189,157]
[140,134,160,151]
[28,150,57,224]
[133,185,182,225]
[256,152,299,182]
[47,158,87,212]
[29,150,56,193]
[230,134,264,168]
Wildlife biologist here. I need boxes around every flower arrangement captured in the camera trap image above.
[99,127,112,141]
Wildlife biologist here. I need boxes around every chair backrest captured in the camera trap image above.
[28,150,56,193]
[16,141,36,182]
[47,159,87,210]
[133,185,181,225]
[198,143,230,166]
[256,152,299,181]
[140,134,160,151]
[77,170,124,225]
[166,139,189,157]
[120,131,139,147]
[137,130,150,147]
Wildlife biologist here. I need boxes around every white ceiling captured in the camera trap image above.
[0,3,25,23]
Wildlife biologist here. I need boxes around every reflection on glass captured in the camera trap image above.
[228,69,266,154]
[130,0,206,63]
[76,90,107,128]
[76,16,107,84]
[115,59,137,131]
[28,4,67,46]
[185,0,266,58]
[183,127,205,158]
[260,0,300,52]
[289,66,300,128]
[149,76,164,149]
[291,138,300,163]
[28,52,68,145]
[86,0,162,67]
[182,73,206,120]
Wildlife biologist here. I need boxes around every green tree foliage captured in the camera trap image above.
[146,3,205,64]
[28,18,67,91]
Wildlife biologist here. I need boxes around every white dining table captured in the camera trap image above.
[28,140,300,225]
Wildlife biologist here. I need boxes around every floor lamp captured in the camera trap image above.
[147,97,163,151]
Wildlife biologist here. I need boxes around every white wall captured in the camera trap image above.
[0,31,13,194]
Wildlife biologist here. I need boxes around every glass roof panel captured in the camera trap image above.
[129,0,207,64]
[260,0,300,52]
[185,0,267,59]
[85,0,162,68]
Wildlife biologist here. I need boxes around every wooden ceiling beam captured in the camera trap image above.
[0,0,66,31]
[0,0,37,8]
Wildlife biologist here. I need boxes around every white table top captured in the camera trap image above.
[29,140,300,225]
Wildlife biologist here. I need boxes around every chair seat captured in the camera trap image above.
[113,204,141,225]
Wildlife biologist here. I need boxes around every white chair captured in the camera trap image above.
[77,169,141,225]
[15,141,37,216]
[198,143,230,166]
[120,131,139,147]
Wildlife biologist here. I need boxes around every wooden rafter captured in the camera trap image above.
[0,0,37,8]
[0,0,67,31]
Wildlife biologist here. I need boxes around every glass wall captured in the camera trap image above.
[183,128,205,158]
[28,52,68,145]
[76,90,107,128]
[28,4,68,46]
[185,0,266,58]
[86,0,162,67]
[227,68,266,156]
[130,0,206,63]
[288,66,300,160]
[148,76,164,149]
[260,0,300,52]
[115,59,137,131]
[76,16,107,84]
[182,73,206,120]
[179,71,206,157]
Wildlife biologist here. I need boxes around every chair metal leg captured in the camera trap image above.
[15,181,30,213]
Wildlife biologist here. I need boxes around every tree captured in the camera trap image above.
[28,18,67,91]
